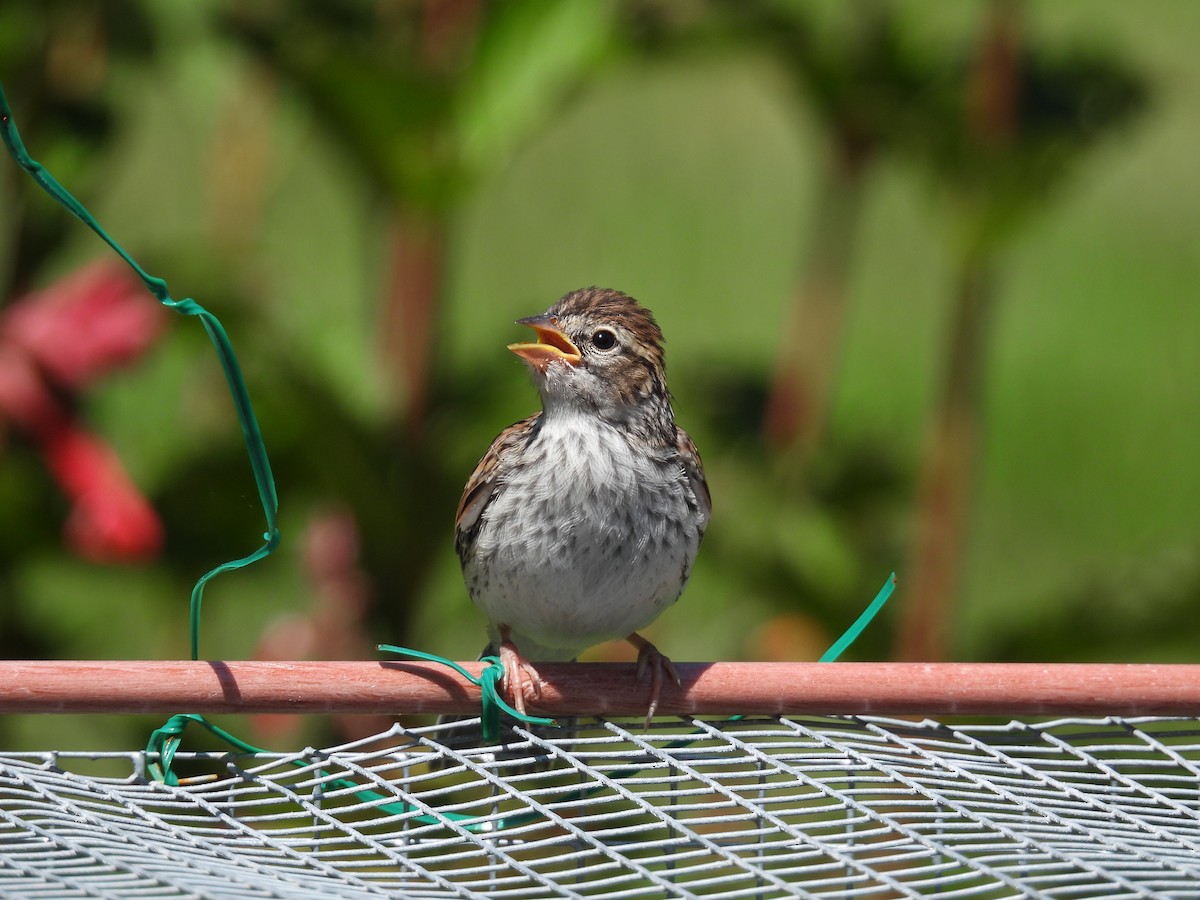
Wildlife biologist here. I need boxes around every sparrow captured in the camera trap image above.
[455,287,710,726]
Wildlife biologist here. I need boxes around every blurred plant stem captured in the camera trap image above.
[898,255,998,660]
[895,0,1147,658]
[381,211,445,433]
[377,0,476,435]
[898,1,1020,661]
[750,1,891,459]
[763,137,869,456]
[706,1,920,458]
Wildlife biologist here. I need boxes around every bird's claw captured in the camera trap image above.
[498,635,542,716]
[629,633,680,728]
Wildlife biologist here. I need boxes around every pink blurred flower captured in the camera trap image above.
[45,424,164,563]
[0,261,167,562]
[2,261,167,390]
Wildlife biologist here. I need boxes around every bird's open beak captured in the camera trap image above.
[508,314,581,370]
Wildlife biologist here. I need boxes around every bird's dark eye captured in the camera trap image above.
[591,329,617,351]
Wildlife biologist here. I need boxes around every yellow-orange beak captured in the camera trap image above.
[507,314,581,371]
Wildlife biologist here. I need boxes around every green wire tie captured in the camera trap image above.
[819,572,896,663]
[0,82,280,662]
[145,713,264,787]
[148,710,571,832]
[144,713,503,830]
[378,644,557,741]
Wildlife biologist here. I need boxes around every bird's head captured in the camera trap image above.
[508,287,671,430]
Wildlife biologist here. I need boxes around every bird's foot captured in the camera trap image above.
[628,632,680,728]
[498,627,542,716]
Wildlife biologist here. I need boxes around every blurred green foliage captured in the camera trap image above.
[1,0,1198,752]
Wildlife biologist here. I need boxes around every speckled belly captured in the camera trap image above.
[463,421,700,660]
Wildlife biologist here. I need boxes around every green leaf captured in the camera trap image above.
[455,0,616,177]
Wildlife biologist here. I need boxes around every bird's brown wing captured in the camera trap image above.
[675,425,711,535]
[454,413,542,563]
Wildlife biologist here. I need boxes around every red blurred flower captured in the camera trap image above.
[45,425,164,563]
[3,261,168,390]
[0,261,167,562]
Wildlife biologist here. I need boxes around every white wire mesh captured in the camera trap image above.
[3,715,1200,899]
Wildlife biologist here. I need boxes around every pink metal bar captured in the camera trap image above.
[1,661,1199,716]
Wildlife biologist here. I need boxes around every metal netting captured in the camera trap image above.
[3,714,1200,899]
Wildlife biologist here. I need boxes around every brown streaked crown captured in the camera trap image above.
[548,287,666,369]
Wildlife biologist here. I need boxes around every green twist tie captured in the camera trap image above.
[145,713,265,786]
[819,572,896,663]
[144,710,542,831]
[0,82,280,661]
[378,644,556,741]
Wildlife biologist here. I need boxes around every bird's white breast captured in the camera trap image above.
[465,410,702,660]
